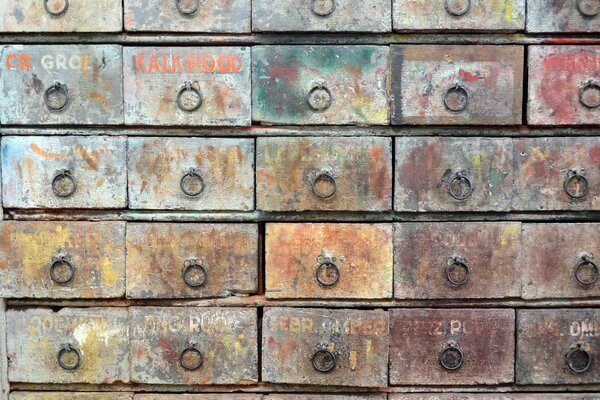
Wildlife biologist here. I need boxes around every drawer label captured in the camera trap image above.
[133,52,244,74]
[270,315,387,336]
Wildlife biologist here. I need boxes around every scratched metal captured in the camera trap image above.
[391,395,600,400]
[252,0,391,32]
[528,46,600,125]
[512,138,600,211]
[130,307,258,385]
[252,46,389,125]
[268,396,387,400]
[123,47,251,126]
[527,0,600,33]
[135,396,262,400]
[0,221,126,299]
[10,393,133,400]
[0,45,123,125]
[1,136,127,209]
[517,309,600,384]
[394,222,522,299]
[262,307,390,387]
[126,223,258,299]
[124,0,250,32]
[391,45,524,125]
[265,223,393,299]
[127,137,254,211]
[393,0,525,31]
[257,137,393,211]
[390,309,515,385]
[394,137,513,212]
[6,308,130,384]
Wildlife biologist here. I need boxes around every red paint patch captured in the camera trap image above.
[268,336,276,346]
[590,146,600,164]
[458,68,481,83]
[268,65,299,81]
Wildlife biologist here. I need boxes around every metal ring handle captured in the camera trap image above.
[182,258,208,288]
[44,82,69,111]
[316,257,340,287]
[445,0,471,16]
[566,343,593,373]
[447,171,474,201]
[49,255,75,285]
[443,83,469,112]
[180,168,205,197]
[439,342,464,371]
[575,256,599,286]
[180,343,203,371]
[563,170,589,199]
[176,0,200,15]
[444,257,471,287]
[177,81,203,112]
[44,0,69,16]
[57,344,81,371]
[579,79,600,109]
[307,83,332,112]
[312,349,336,373]
[577,0,600,17]
[312,170,337,199]
[52,169,77,198]
[311,0,335,16]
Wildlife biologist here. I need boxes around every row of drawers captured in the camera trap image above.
[7,395,600,400]
[1,0,599,33]
[6,307,600,386]
[1,45,598,126]
[0,221,597,300]
[2,136,598,211]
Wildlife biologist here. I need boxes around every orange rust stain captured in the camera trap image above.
[74,145,99,170]
[29,143,65,160]
[90,91,111,112]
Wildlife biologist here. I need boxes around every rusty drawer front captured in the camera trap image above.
[265,224,393,299]
[393,0,525,32]
[0,45,123,125]
[391,45,524,125]
[394,137,513,212]
[517,309,600,384]
[527,0,600,33]
[130,307,258,385]
[513,138,600,211]
[10,393,133,400]
[257,137,393,212]
[268,396,387,400]
[252,46,389,125]
[1,136,127,209]
[528,46,600,125]
[7,308,130,384]
[252,0,391,32]
[123,46,251,126]
[390,309,515,385]
[262,307,390,387]
[126,223,258,299]
[391,395,600,400]
[0,221,126,299]
[127,137,254,211]
[135,396,262,400]
[395,222,522,300]
[124,0,250,32]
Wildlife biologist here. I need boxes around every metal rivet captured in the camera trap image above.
[176,0,200,16]
[182,258,208,288]
[575,255,599,286]
[312,349,336,373]
[444,83,469,112]
[49,255,75,285]
[180,168,205,197]
[52,169,77,198]
[445,0,471,16]
[44,82,69,111]
[577,0,600,17]
[308,83,332,112]
[444,257,471,287]
[311,0,335,17]
[564,169,589,199]
[58,344,81,371]
[44,0,69,16]
[439,342,464,371]
[180,343,203,371]
[579,79,600,109]
[567,342,593,373]
[447,170,474,201]
[177,81,203,112]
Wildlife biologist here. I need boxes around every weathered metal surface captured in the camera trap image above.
[124,0,250,32]
[527,0,600,33]
[252,45,389,125]
[0,300,6,400]
[256,137,393,211]
[262,307,390,387]
[528,46,600,125]
[1,136,127,209]
[391,45,524,125]
[10,393,133,400]
[135,396,261,400]
[6,308,130,384]
[0,45,123,125]
[0,0,122,32]
[391,395,600,399]
[394,222,522,299]
[123,46,251,126]
[517,309,600,384]
[268,396,386,400]
[0,221,126,299]
[512,137,600,211]
[393,0,525,32]
[390,308,515,385]
[127,137,254,211]
[394,137,513,212]
[129,307,258,385]
[126,223,258,299]
[522,224,600,300]
[265,223,393,299]
[252,0,391,32]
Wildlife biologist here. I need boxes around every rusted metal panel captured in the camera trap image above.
[394,222,522,299]
[528,46,600,125]
[127,137,254,211]
[1,136,127,209]
[10,393,133,400]
[126,223,258,299]
[394,137,513,212]
[527,0,600,33]
[124,0,250,32]
[265,223,393,299]
[252,0,392,32]
[390,309,515,385]
[256,137,393,212]
[123,46,251,126]
[0,0,122,32]
[391,45,524,125]
[0,221,126,299]
[512,137,600,211]
[252,46,389,125]
[517,309,600,384]
[391,395,600,400]
[135,396,261,400]
[393,0,525,32]
[6,308,130,384]
[262,307,390,387]
[130,307,258,385]
[0,45,123,125]
[268,396,386,400]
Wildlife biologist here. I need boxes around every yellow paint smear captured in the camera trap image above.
[15,225,70,281]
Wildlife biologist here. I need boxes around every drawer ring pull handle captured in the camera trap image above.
[177,81,203,112]
[312,349,336,373]
[443,83,469,112]
[447,170,473,201]
[563,169,589,199]
[49,255,75,285]
[444,256,471,287]
[579,79,600,109]
[312,170,337,199]
[311,0,335,17]
[566,342,593,373]
[44,82,69,111]
[180,342,204,371]
[316,255,340,287]
[57,344,82,371]
[182,258,208,288]
[439,342,464,371]
[308,83,332,112]
[577,0,600,17]
[176,0,200,16]
[52,169,77,198]
[180,168,205,197]
[575,255,599,286]
[44,0,69,16]
[444,0,471,16]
